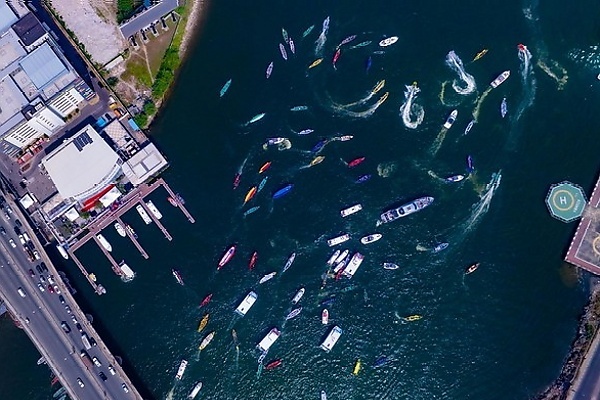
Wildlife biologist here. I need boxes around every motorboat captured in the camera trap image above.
[114,222,126,237]
[259,272,277,284]
[332,48,341,69]
[197,314,209,332]
[383,262,399,270]
[340,204,362,217]
[347,157,365,167]
[517,43,528,52]
[353,359,362,375]
[310,156,325,166]
[472,49,488,61]
[501,97,507,118]
[320,297,336,307]
[248,251,258,270]
[135,204,152,224]
[218,245,236,270]
[465,262,480,274]
[282,252,296,273]
[298,129,314,135]
[289,38,295,54]
[119,261,135,282]
[96,234,112,252]
[244,186,257,204]
[343,253,364,278]
[490,70,510,88]
[257,177,268,193]
[333,258,348,273]
[338,35,357,47]
[188,382,203,399]
[291,287,305,304]
[372,79,386,94]
[360,233,382,245]
[279,43,288,60]
[311,139,328,153]
[282,28,289,44]
[172,269,184,285]
[266,62,274,79]
[443,109,458,129]
[259,161,272,174]
[219,79,232,98]
[327,234,350,247]
[257,327,281,352]
[198,331,215,351]
[445,175,465,183]
[378,36,398,47]
[327,250,341,266]
[321,391,327,400]
[273,184,293,199]
[265,359,282,370]
[286,307,302,320]
[265,137,285,146]
[433,242,449,253]
[235,291,258,317]
[199,294,213,308]
[334,249,349,264]
[464,119,475,135]
[321,308,329,325]
[309,58,323,69]
[146,201,162,219]
[175,359,188,380]
[246,113,266,125]
[379,197,434,224]
[403,315,422,322]
[320,325,342,352]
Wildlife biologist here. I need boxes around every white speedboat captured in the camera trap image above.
[235,291,258,316]
[490,70,510,88]
[321,391,327,400]
[340,204,362,218]
[360,233,382,245]
[321,308,329,325]
[343,253,364,278]
[464,119,475,135]
[257,327,281,352]
[320,325,342,352]
[175,359,188,380]
[282,252,296,273]
[291,288,305,304]
[383,262,399,270]
[379,197,434,224]
[259,272,277,284]
[443,109,458,129]
[327,234,350,247]
[326,250,341,266]
[334,249,349,264]
[188,382,203,399]
[379,36,398,47]
[135,204,152,224]
[114,222,126,237]
[146,201,163,220]
[96,234,112,252]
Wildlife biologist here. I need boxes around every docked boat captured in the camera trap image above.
[490,70,510,88]
[175,359,188,380]
[218,245,236,270]
[501,97,507,118]
[383,262,399,270]
[125,224,137,238]
[188,382,203,399]
[327,234,350,247]
[265,359,282,370]
[443,109,458,129]
[235,291,258,316]
[172,269,184,285]
[433,242,449,253]
[273,184,293,199]
[197,314,209,332]
[310,156,325,166]
[309,58,323,69]
[335,249,349,264]
[279,43,288,60]
[266,62,274,79]
[96,234,112,252]
[259,161,271,174]
[378,36,398,47]
[146,201,162,219]
[286,307,302,320]
[353,359,362,375]
[347,157,365,167]
[464,119,475,135]
[333,258,348,273]
[37,356,47,366]
[257,327,281,352]
[198,331,215,351]
[114,222,126,237]
[326,250,341,266]
[282,252,296,273]
[321,308,329,325]
[244,186,257,204]
[168,196,179,207]
[248,251,258,270]
[135,204,152,224]
[343,253,364,278]
[119,261,135,282]
[472,49,488,61]
[320,325,342,352]
[378,196,434,224]
[199,294,213,308]
[259,272,277,284]
[340,204,362,218]
[465,262,480,274]
[291,287,305,304]
[360,233,382,245]
[445,175,465,182]
[56,245,69,260]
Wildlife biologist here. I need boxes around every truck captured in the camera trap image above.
[80,350,93,369]
[81,333,92,350]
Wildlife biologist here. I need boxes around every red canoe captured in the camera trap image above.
[332,48,341,68]
[200,294,213,308]
[233,173,241,189]
[348,157,365,168]
[265,359,282,370]
[259,161,272,174]
[248,251,258,271]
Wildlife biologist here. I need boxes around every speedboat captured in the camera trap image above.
[464,119,475,135]
[490,70,510,88]
[279,43,288,60]
[337,135,354,141]
[372,79,386,94]
[340,204,362,218]
[517,43,528,52]
[333,257,349,274]
[286,307,302,320]
[289,38,295,54]
[338,35,357,47]
[360,233,382,245]
[309,58,323,69]
[265,137,285,146]
[379,197,434,224]
[347,157,365,167]
[327,234,350,247]
[257,327,281,352]
[433,242,449,253]
[247,113,266,125]
[167,196,179,207]
[353,359,362,375]
[443,109,458,129]
[291,287,305,304]
[282,28,289,44]
[290,105,308,112]
[322,308,329,324]
[219,79,232,98]
[465,262,480,274]
[265,359,282,370]
[273,184,293,199]
[248,251,258,270]
[197,314,209,332]
[244,186,257,204]
[472,49,488,61]
[320,325,342,352]
[96,234,112,252]
[445,175,465,183]
[403,315,422,322]
[282,252,296,273]
[188,382,203,399]
[235,291,258,317]
[114,222,126,237]
[378,36,398,47]
[175,359,188,380]
[335,249,349,264]
[259,272,277,284]
[233,173,241,189]
[298,129,314,135]
[327,250,341,266]
[383,262,399,270]
[198,331,215,351]
[321,391,327,400]
[310,156,325,166]
[259,161,271,174]
[266,61,274,79]
[172,269,184,285]
[343,253,364,278]
[500,97,507,118]
[311,139,328,153]
[218,245,236,270]
[199,294,213,308]
[356,174,371,183]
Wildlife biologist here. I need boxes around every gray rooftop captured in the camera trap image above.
[11,12,46,46]
[19,43,67,90]
[0,29,26,72]
[0,2,18,35]
[120,0,178,39]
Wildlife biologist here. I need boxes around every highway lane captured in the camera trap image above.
[0,201,141,399]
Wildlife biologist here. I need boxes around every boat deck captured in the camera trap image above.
[566,175,600,275]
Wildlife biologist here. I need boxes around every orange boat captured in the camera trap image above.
[259,161,272,174]
[244,186,257,204]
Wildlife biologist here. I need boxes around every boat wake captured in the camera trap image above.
[471,87,492,122]
[506,45,537,150]
[445,51,477,95]
[340,80,385,108]
[164,387,174,400]
[416,244,429,252]
[399,83,425,129]
[429,128,448,156]
[377,162,397,178]
[462,170,502,231]
[325,91,388,119]
[314,17,330,56]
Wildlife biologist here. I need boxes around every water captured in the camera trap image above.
[3,0,600,398]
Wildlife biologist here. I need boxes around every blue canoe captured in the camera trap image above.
[272,184,293,199]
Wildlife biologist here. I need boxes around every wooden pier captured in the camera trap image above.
[117,217,148,259]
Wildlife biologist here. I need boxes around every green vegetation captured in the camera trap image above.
[106,76,119,87]
[117,0,142,23]
[152,48,179,98]
[133,99,157,128]
[122,57,152,87]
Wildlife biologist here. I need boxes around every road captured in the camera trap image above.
[0,196,142,399]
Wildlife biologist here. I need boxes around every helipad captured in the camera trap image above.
[546,181,587,223]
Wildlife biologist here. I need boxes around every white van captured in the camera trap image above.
[17,287,26,297]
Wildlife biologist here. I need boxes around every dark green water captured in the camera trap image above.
[5,0,600,398]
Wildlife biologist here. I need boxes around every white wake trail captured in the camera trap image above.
[445,51,477,95]
[399,83,425,129]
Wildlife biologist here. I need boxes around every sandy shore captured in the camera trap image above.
[179,0,210,59]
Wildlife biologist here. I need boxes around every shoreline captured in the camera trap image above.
[179,0,210,61]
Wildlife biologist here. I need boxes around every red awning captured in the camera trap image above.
[81,184,115,211]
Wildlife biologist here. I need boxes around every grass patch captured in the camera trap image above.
[122,56,152,87]
[117,0,142,23]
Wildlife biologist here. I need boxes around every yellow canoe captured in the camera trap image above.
[309,58,323,69]
[310,156,325,166]
[473,49,488,61]
[353,359,361,375]
[376,92,389,105]
[372,79,385,94]
[197,314,209,332]
[403,314,422,322]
